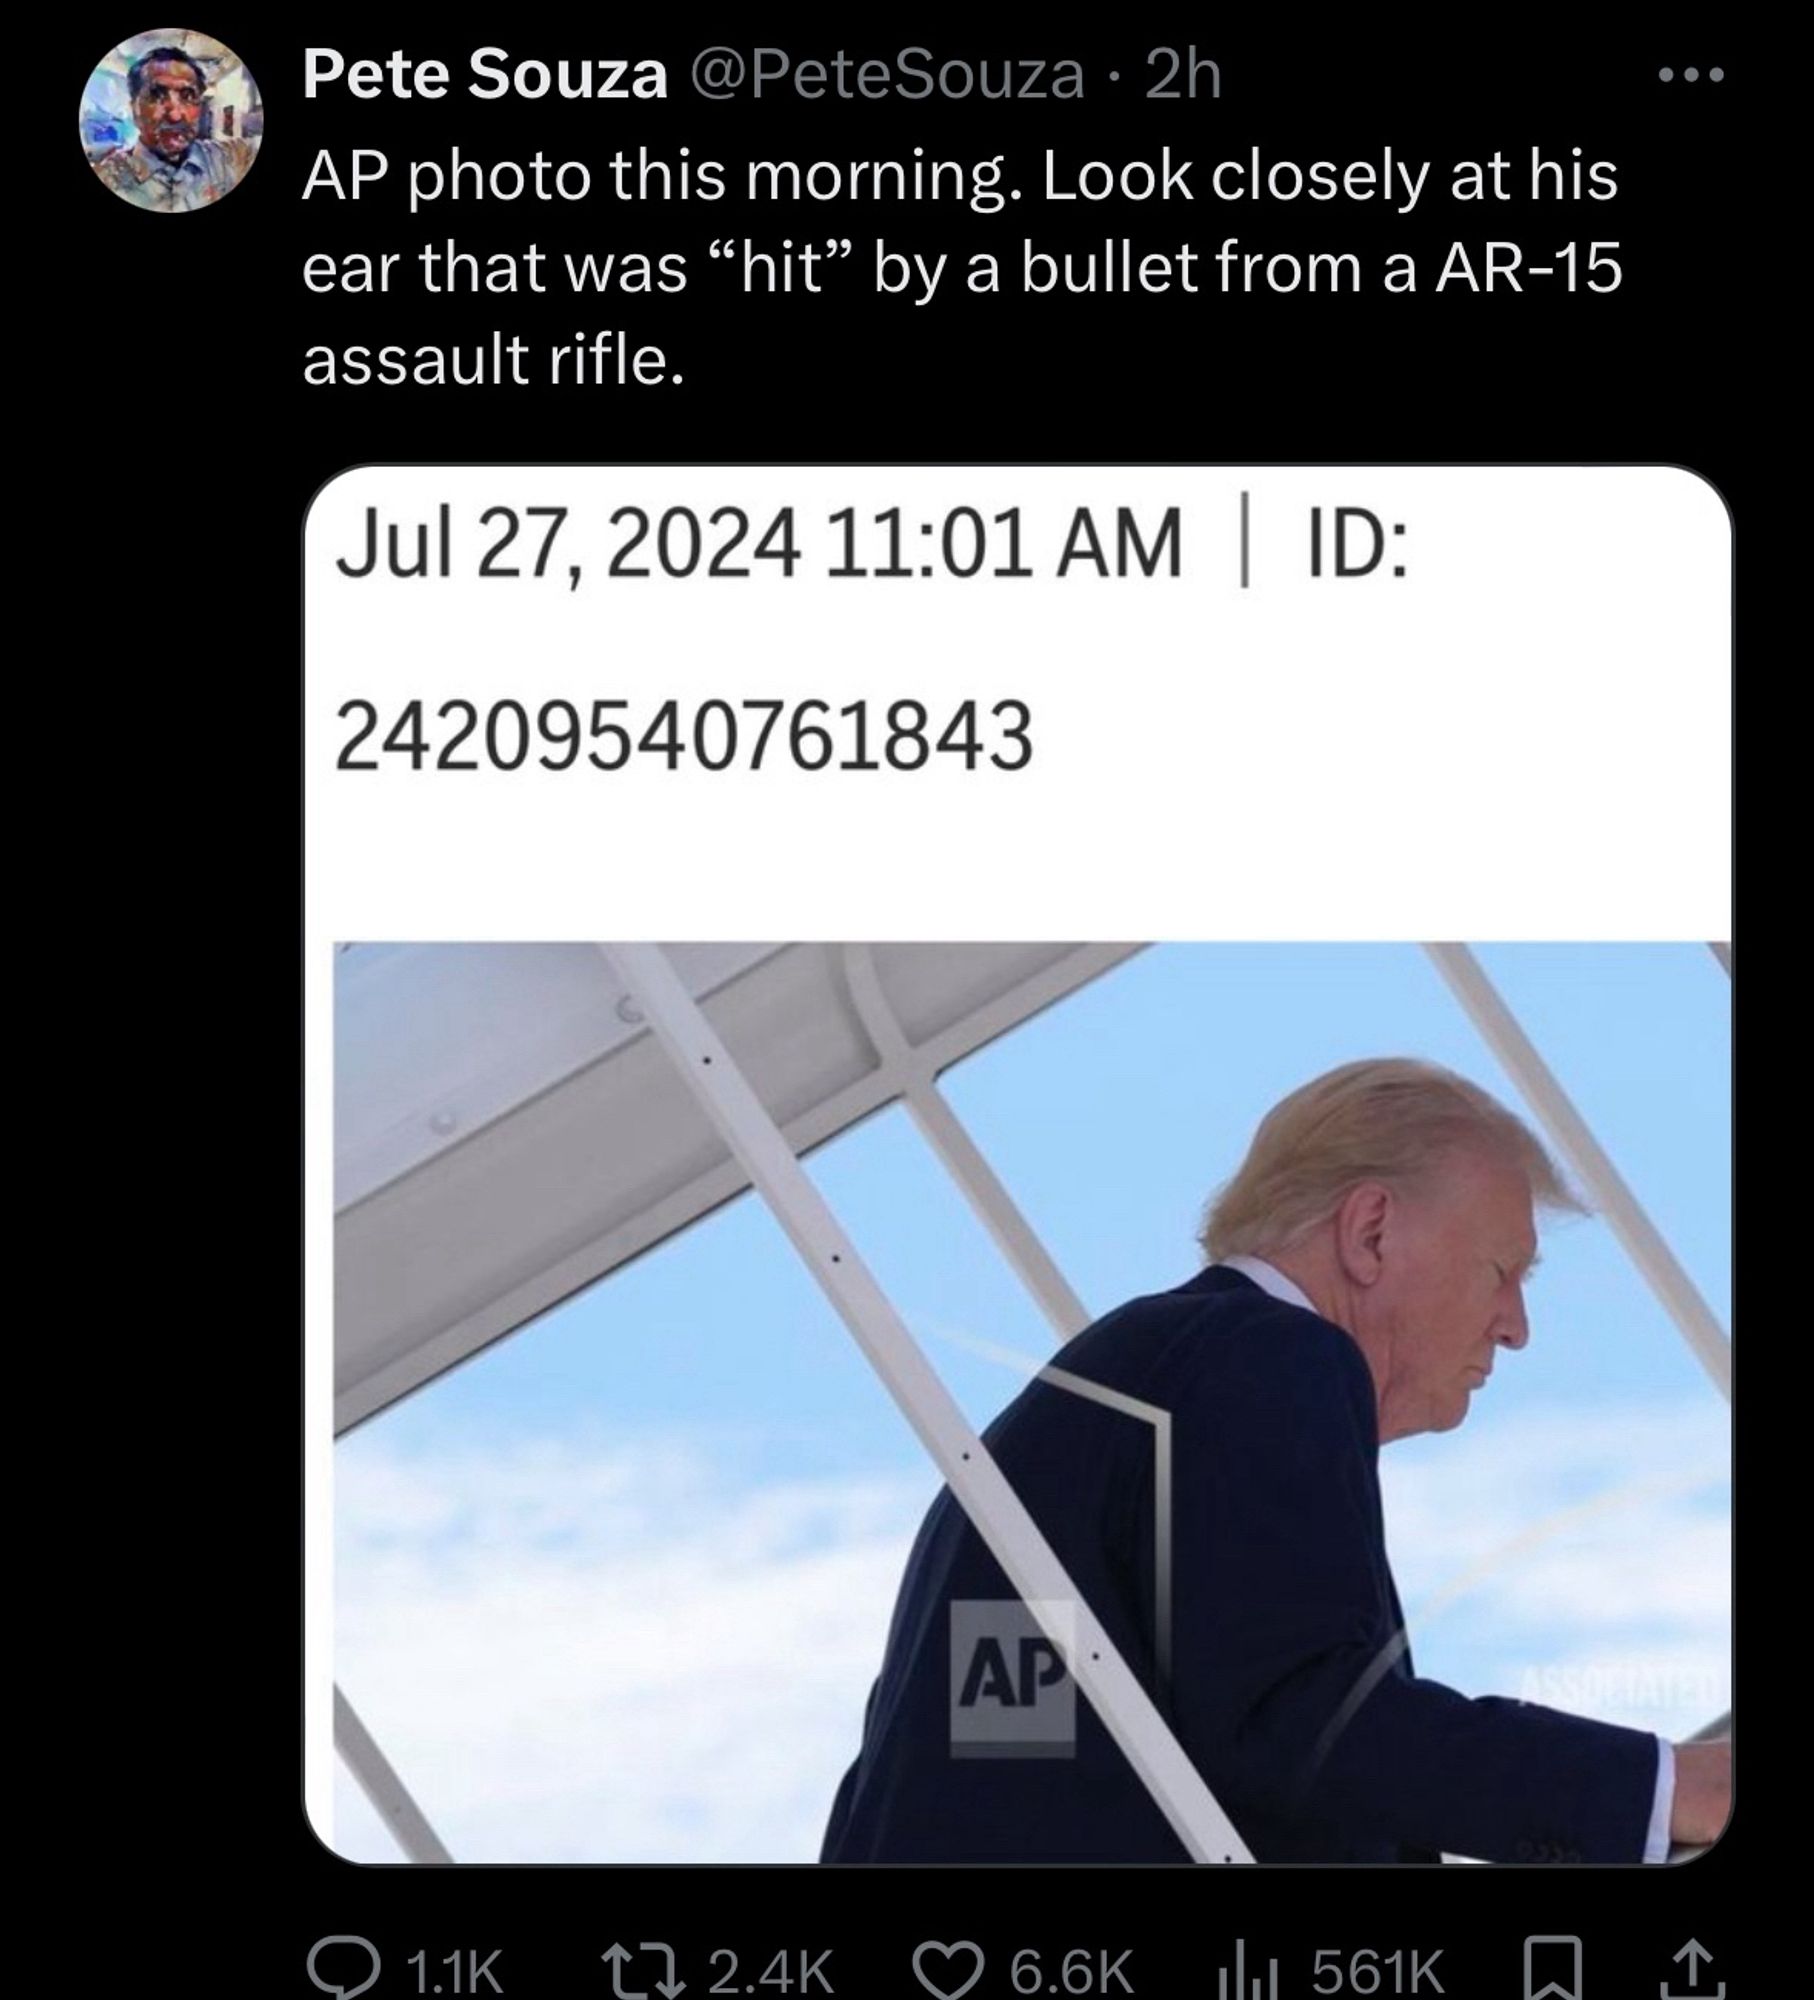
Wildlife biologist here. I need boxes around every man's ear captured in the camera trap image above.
[1333,1181,1392,1286]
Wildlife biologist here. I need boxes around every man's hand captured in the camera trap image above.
[1670,1739,1732,1847]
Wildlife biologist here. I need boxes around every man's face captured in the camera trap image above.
[1373,1146,1538,1437]
[133,59,206,163]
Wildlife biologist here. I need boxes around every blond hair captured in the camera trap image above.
[1199,1058,1584,1261]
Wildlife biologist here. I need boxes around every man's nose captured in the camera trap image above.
[1496,1293,1531,1350]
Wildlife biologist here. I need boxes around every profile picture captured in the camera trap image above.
[80,29,262,212]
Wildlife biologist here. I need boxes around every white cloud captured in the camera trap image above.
[335,1434,935,1863]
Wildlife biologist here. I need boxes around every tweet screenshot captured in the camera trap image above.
[64,21,1739,1998]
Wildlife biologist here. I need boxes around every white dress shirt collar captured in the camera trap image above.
[1218,1253,1319,1317]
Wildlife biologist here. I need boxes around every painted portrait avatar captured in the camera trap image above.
[83,31,262,213]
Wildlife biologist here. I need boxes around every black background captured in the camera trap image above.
[55,18,1743,1996]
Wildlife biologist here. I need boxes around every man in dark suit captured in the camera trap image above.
[820,1059,1730,1862]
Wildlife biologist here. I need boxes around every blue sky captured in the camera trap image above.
[334,943,1731,1862]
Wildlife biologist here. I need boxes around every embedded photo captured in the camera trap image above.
[325,941,1730,1864]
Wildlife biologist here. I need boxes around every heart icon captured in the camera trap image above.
[911,1940,985,2000]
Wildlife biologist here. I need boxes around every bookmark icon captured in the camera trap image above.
[1524,1936,1584,2000]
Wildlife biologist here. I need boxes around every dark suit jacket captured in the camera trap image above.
[820,1264,1659,1862]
